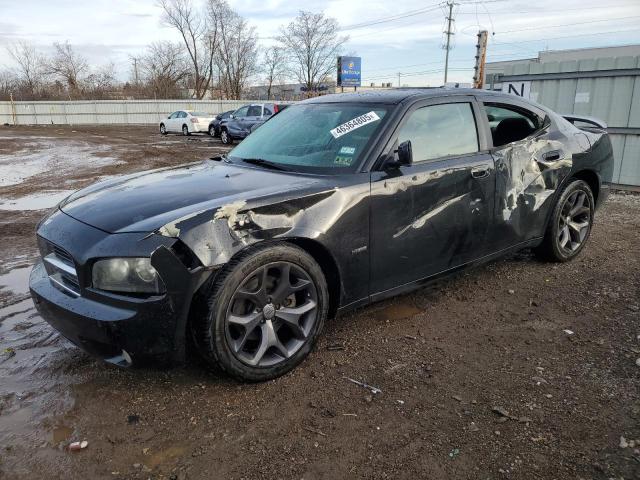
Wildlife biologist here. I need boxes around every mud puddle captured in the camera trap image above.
[0,264,79,454]
[0,138,121,187]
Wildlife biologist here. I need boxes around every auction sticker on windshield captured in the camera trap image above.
[330,111,380,139]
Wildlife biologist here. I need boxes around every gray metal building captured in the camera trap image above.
[485,45,640,187]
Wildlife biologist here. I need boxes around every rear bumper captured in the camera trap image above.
[30,261,181,366]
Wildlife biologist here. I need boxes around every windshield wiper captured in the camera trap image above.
[209,154,231,163]
[241,158,291,171]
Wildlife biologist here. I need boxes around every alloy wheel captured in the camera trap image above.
[557,189,591,254]
[221,130,229,144]
[182,125,189,136]
[224,262,318,367]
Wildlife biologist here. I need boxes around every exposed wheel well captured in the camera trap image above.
[571,170,600,203]
[284,238,341,319]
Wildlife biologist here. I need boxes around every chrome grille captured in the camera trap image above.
[39,240,80,296]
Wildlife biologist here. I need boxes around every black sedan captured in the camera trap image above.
[30,89,613,381]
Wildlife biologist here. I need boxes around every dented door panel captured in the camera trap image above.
[370,152,495,294]
[489,124,577,251]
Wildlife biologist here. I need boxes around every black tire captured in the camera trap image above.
[208,125,216,137]
[192,242,328,381]
[182,124,190,136]
[535,179,595,262]
[159,123,167,135]
[220,128,233,145]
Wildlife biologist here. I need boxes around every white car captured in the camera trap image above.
[159,110,215,135]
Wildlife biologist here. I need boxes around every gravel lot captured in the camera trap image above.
[0,125,638,480]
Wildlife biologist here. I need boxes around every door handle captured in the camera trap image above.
[471,166,490,179]
[542,150,563,161]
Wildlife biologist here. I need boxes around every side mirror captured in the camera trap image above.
[396,140,413,166]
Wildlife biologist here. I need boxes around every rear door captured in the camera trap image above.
[478,97,573,251]
[370,96,495,295]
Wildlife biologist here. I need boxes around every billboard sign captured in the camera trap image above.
[337,56,361,87]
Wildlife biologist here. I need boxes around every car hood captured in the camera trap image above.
[59,160,322,234]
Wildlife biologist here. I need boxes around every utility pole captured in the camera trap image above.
[443,1,456,85]
[473,30,489,89]
[397,72,401,87]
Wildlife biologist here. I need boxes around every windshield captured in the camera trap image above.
[228,103,389,173]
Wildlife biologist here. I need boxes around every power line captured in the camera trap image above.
[339,3,442,30]
[493,27,640,46]
[499,15,640,34]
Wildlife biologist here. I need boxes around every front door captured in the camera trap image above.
[370,97,495,295]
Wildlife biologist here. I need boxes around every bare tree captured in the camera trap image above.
[47,41,88,95]
[139,42,189,98]
[209,0,259,99]
[158,0,217,99]
[261,46,286,99]
[84,62,117,98]
[0,69,18,100]
[278,11,347,94]
[6,40,46,95]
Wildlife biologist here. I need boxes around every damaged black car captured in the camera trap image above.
[30,89,613,381]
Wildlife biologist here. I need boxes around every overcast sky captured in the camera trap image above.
[1,0,639,87]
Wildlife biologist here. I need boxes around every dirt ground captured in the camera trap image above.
[0,125,638,480]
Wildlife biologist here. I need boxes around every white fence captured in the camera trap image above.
[0,100,262,125]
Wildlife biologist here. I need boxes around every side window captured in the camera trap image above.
[398,103,479,162]
[263,107,273,116]
[169,112,179,119]
[247,105,262,116]
[484,104,541,147]
[178,111,187,118]
[234,106,249,118]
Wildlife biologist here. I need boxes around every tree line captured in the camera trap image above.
[0,1,348,101]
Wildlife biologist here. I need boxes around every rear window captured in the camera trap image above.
[190,112,209,117]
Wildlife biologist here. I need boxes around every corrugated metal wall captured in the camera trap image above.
[0,100,262,126]
[496,55,640,187]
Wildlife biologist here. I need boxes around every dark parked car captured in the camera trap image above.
[30,89,613,381]
[219,103,286,144]
[208,110,234,137]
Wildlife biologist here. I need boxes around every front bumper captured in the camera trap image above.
[30,260,183,366]
[30,209,211,366]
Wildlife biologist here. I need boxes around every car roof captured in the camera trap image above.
[301,88,515,105]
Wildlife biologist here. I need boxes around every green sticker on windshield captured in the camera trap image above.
[334,156,353,166]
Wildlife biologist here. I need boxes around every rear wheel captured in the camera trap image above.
[220,129,233,145]
[182,124,190,136]
[192,243,328,381]
[535,179,594,262]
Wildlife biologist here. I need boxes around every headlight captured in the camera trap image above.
[92,258,165,294]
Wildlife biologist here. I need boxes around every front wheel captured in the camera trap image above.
[535,179,595,262]
[192,243,328,381]
[159,123,167,135]
[220,129,233,145]
[208,125,216,137]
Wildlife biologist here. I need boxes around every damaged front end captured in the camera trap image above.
[29,208,213,366]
